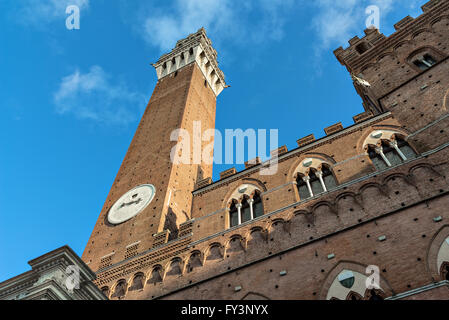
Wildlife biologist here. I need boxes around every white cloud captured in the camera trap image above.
[313,0,372,50]
[307,0,429,76]
[311,0,425,53]
[141,0,296,52]
[16,0,89,26]
[53,66,146,125]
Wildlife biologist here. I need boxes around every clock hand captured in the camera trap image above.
[119,198,143,208]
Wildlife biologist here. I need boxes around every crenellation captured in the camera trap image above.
[270,145,288,157]
[245,157,261,168]
[394,16,415,31]
[324,122,344,135]
[196,177,213,189]
[353,111,374,123]
[422,0,444,12]
[220,167,237,179]
[297,134,316,147]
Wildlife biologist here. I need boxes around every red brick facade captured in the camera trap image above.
[83,0,449,300]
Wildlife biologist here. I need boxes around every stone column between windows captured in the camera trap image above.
[375,146,392,167]
[389,140,407,161]
[316,170,327,192]
[302,175,314,198]
[421,58,433,67]
[249,199,254,220]
[236,203,242,225]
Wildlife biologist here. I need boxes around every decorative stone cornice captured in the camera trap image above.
[152,27,227,96]
[0,246,106,300]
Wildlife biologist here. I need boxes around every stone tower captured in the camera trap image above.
[82,28,226,272]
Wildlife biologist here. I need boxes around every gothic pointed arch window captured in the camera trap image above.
[295,164,338,200]
[368,136,417,170]
[112,279,127,299]
[129,273,145,291]
[327,269,387,300]
[147,265,163,284]
[228,190,265,228]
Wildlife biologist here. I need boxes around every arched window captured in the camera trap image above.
[101,286,109,298]
[147,266,163,284]
[112,280,127,299]
[297,174,310,200]
[253,191,264,218]
[368,144,389,170]
[229,200,239,228]
[241,197,251,224]
[129,273,145,291]
[228,192,265,228]
[296,166,338,200]
[413,53,437,70]
[368,137,417,170]
[327,269,387,300]
[322,165,337,190]
[396,137,417,160]
[407,47,442,72]
[309,169,323,196]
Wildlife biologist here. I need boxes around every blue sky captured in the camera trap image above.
[0,0,426,281]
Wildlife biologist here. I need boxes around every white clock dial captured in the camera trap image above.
[107,184,156,225]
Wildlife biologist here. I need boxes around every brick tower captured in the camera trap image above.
[82,28,226,272]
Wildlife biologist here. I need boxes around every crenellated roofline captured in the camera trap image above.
[334,0,448,73]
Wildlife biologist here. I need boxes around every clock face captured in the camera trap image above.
[107,184,156,225]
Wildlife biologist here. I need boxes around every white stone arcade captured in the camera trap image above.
[152,28,227,97]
